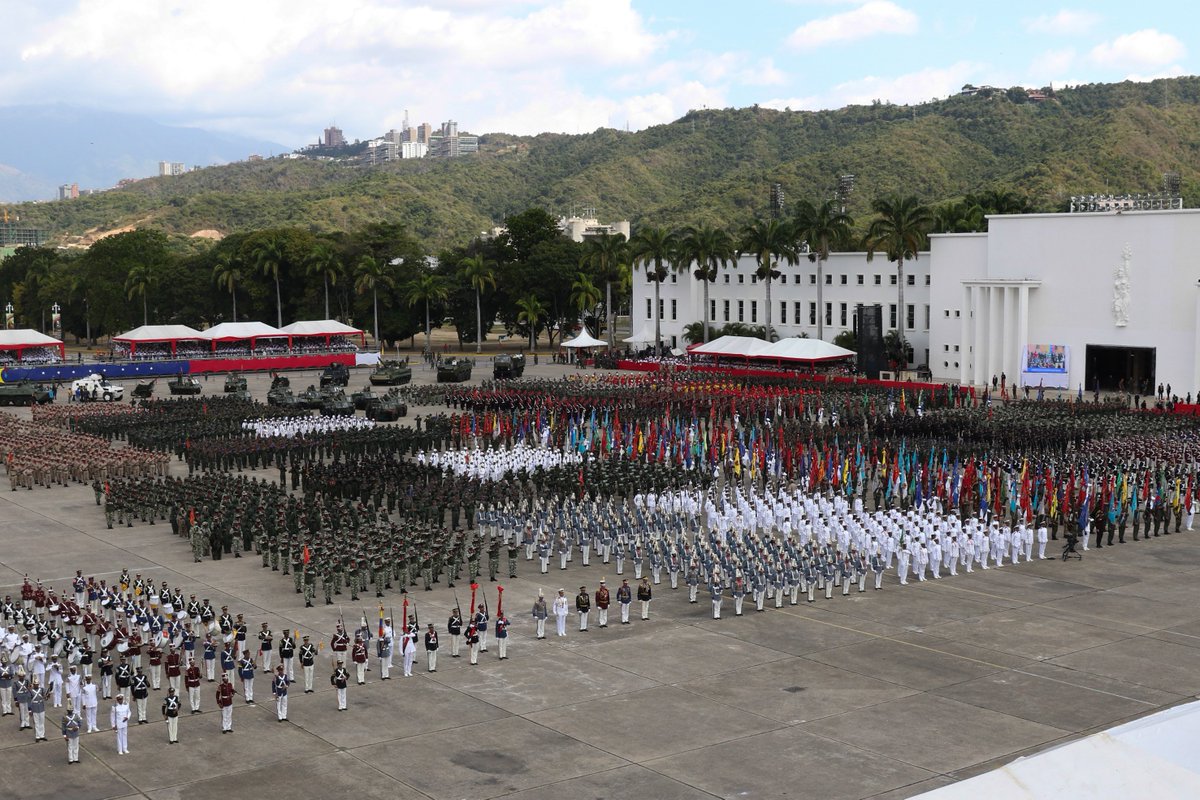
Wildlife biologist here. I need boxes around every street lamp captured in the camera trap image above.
[4,302,12,330]
[51,302,61,338]
[84,297,90,346]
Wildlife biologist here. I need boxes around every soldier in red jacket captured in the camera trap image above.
[165,646,182,694]
[184,659,202,714]
[215,676,234,733]
[147,641,163,690]
[351,635,368,685]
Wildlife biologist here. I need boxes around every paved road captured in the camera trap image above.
[3,364,1199,799]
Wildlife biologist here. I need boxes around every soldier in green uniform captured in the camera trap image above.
[292,551,304,594]
[507,538,520,579]
[487,537,500,582]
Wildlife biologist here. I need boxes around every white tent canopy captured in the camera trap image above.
[200,321,286,341]
[917,700,1200,800]
[623,324,665,345]
[688,335,775,357]
[0,329,62,348]
[561,329,608,348]
[759,337,856,362]
[277,320,363,337]
[113,324,204,343]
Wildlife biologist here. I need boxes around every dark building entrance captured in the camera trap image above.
[1084,345,1155,393]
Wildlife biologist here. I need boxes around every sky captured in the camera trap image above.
[2,0,1198,147]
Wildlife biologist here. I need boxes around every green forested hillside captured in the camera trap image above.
[9,77,1200,247]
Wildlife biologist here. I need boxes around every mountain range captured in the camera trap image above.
[6,77,1200,249]
[0,104,285,202]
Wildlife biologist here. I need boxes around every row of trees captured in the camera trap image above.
[0,190,970,354]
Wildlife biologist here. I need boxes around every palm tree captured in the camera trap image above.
[403,272,449,355]
[681,224,735,344]
[354,255,395,349]
[460,255,497,354]
[515,293,547,352]
[581,232,627,350]
[629,226,678,356]
[125,262,159,326]
[793,199,854,339]
[304,243,342,321]
[739,218,798,341]
[864,194,934,363]
[252,234,287,328]
[569,272,602,333]
[211,252,243,322]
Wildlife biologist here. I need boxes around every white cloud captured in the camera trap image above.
[824,62,980,107]
[10,0,670,141]
[1125,65,1188,83]
[760,96,821,112]
[1090,29,1186,70]
[786,1,918,50]
[1023,10,1101,35]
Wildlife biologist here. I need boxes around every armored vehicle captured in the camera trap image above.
[319,362,350,387]
[0,382,53,406]
[368,360,412,386]
[351,385,377,410]
[224,373,248,393]
[320,390,354,417]
[131,379,156,399]
[436,357,473,383]
[493,353,526,379]
[365,390,406,422]
[167,375,203,396]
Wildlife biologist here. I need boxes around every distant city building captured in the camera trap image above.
[323,125,346,147]
[58,183,79,200]
[417,123,431,145]
[158,161,187,176]
[248,154,264,162]
[429,120,478,158]
[0,222,49,248]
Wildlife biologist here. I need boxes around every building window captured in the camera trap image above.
[954,310,960,317]
[944,362,949,368]
[779,274,786,284]
[750,301,758,323]
[723,300,730,322]
[953,345,959,352]
[907,274,915,286]
[646,298,652,320]
[889,304,897,328]
[794,302,803,325]
[780,301,787,325]
[839,303,847,327]
[857,274,864,285]
[810,275,817,285]
[658,298,664,320]
[724,274,730,284]
[890,274,897,285]
[907,304,915,330]
[874,275,882,285]
[824,302,832,326]
[710,299,717,322]
[750,275,757,284]
[954,361,958,368]
[738,301,744,322]
[944,345,950,352]
[825,274,832,285]
[925,275,931,286]
[671,299,677,321]
[840,275,847,285]
[738,274,745,284]
[924,305,930,330]
[944,309,950,317]
[809,302,817,325]
[670,273,677,283]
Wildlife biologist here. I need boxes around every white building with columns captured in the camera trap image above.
[633,207,1200,393]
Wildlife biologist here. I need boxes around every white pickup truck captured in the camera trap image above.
[71,373,124,402]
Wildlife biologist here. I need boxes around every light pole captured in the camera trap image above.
[51,302,61,338]
[84,297,90,345]
[4,302,12,331]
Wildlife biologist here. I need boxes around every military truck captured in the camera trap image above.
[436,357,473,383]
[0,382,53,406]
[224,373,247,393]
[368,360,412,386]
[493,353,526,380]
[167,375,203,396]
[71,373,124,402]
[319,362,350,387]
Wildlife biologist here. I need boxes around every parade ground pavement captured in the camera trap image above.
[3,363,1200,799]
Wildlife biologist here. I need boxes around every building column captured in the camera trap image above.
[959,286,972,385]
[1017,286,1030,389]
[973,286,987,386]
[1193,283,1200,394]
[987,285,1001,384]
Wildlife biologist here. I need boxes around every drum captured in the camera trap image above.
[141,622,151,633]
[68,648,81,665]
[39,634,50,646]
[48,603,60,615]
[115,641,129,654]
[175,610,188,622]
[51,639,66,658]
[101,597,112,608]
[223,632,234,644]
[100,631,116,651]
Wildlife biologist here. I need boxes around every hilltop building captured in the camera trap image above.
[560,213,630,242]
[323,126,346,148]
[158,161,187,177]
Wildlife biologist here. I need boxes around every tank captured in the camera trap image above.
[493,353,526,380]
[224,373,247,393]
[366,391,407,421]
[319,363,350,387]
[297,385,323,409]
[436,357,473,383]
[167,375,203,395]
[320,389,355,417]
[267,375,293,406]
[368,360,413,386]
[0,382,53,406]
[351,385,377,410]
